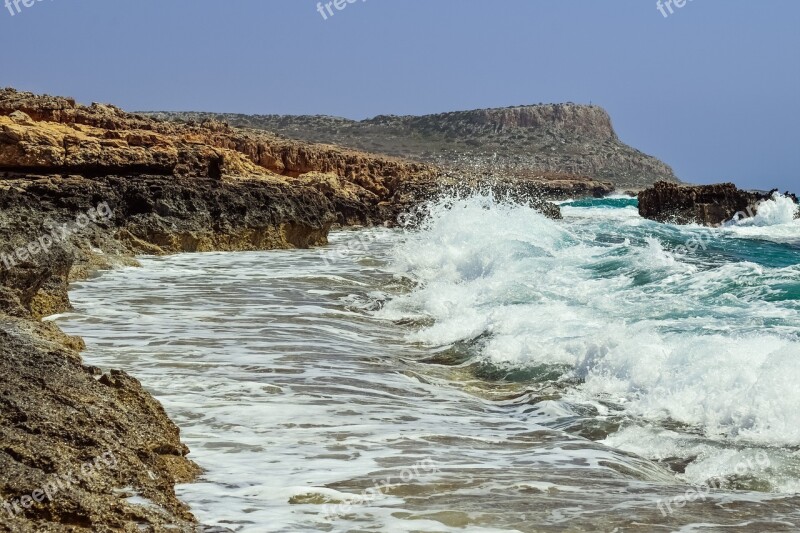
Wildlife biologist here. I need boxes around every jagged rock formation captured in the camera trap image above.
[146,104,678,190]
[0,316,201,532]
[637,181,797,226]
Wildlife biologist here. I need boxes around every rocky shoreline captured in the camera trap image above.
[0,89,606,531]
[148,104,677,190]
[2,89,794,531]
[0,89,442,531]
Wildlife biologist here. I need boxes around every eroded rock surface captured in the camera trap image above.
[0,317,201,532]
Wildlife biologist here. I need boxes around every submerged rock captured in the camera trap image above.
[637,181,785,226]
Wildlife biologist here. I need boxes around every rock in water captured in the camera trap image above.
[638,181,775,226]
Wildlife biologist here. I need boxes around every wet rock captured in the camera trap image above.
[638,181,774,226]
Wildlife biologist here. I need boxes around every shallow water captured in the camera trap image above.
[53,195,800,532]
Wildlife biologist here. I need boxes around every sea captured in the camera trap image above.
[52,192,800,532]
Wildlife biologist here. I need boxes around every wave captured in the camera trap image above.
[717,193,800,245]
[729,192,799,227]
[382,193,800,488]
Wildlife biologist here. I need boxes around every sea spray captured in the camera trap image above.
[730,192,799,227]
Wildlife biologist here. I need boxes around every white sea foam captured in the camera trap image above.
[731,193,799,227]
[384,193,800,487]
[56,239,685,531]
[52,197,800,530]
[717,193,800,244]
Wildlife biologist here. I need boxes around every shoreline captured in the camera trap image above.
[0,89,574,530]
[52,220,800,532]
[0,90,436,531]
[4,88,782,531]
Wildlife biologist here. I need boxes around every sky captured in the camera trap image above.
[1,0,798,192]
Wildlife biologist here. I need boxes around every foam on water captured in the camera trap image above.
[383,193,800,489]
[52,195,800,531]
[53,237,689,531]
[730,193,799,227]
[718,193,800,245]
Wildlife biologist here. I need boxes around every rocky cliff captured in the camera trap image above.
[0,89,446,227]
[147,104,678,190]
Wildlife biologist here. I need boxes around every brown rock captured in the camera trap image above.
[638,181,775,226]
[0,316,200,532]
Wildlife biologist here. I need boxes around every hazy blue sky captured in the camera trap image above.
[1,0,798,191]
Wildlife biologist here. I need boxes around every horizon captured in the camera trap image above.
[2,0,798,191]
